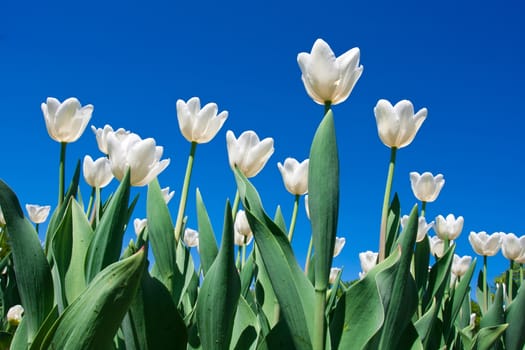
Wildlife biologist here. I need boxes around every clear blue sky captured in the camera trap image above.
[0,0,523,284]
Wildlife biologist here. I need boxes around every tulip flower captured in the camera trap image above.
[329,267,341,284]
[359,251,378,275]
[183,228,200,248]
[176,97,228,144]
[91,125,130,155]
[374,99,427,149]
[234,230,253,246]
[434,214,464,241]
[41,97,93,143]
[400,215,433,242]
[7,305,24,326]
[106,132,170,186]
[234,210,252,238]
[83,155,114,189]
[451,254,472,278]
[161,187,175,204]
[410,172,445,203]
[297,39,363,106]
[226,130,274,178]
[277,158,309,196]
[133,218,147,236]
[429,236,454,258]
[468,231,502,256]
[501,233,525,261]
[333,237,346,258]
[25,204,51,224]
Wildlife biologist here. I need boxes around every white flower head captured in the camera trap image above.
[176,97,228,144]
[329,267,342,284]
[429,235,454,258]
[374,99,427,149]
[234,210,252,238]
[410,172,445,202]
[183,228,200,248]
[41,97,93,143]
[133,218,147,236]
[434,214,464,240]
[91,125,131,155]
[226,130,274,178]
[501,233,525,261]
[7,305,24,326]
[451,254,472,277]
[333,237,346,257]
[277,158,309,195]
[359,251,378,275]
[83,155,114,188]
[161,187,175,204]
[468,231,502,256]
[234,230,253,246]
[400,215,434,242]
[297,39,363,105]
[25,204,51,224]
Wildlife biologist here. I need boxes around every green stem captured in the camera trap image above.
[314,289,326,350]
[174,142,197,241]
[95,186,101,226]
[58,142,67,206]
[508,260,514,302]
[378,147,397,262]
[421,201,427,218]
[235,249,241,270]
[324,101,331,114]
[287,194,300,242]
[86,187,96,218]
[520,263,523,287]
[483,255,488,313]
[35,223,39,235]
[232,190,240,219]
[304,235,314,274]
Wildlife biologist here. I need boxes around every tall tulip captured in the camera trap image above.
[226,130,274,178]
[297,39,363,106]
[410,172,445,203]
[434,214,464,241]
[176,97,228,144]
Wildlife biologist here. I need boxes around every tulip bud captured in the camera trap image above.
[277,158,309,195]
[329,267,341,284]
[176,97,228,144]
[434,214,464,240]
[359,251,378,275]
[234,210,252,238]
[400,215,433,242]
[297,39,363,105]
[333,237,346,257]
[41,97,93,143]
[183,228,200,248]
[410,172,445,202]
[83,155,114,188]
[501,233,525,261]
[226,130,274,178]
[161,187,175,204]
[7,305,24,326]
[133,218,147,236]
[374,99,427,149]
[468,231,502,256]
[25,204,51,224]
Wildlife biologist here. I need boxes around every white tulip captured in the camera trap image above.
[333,237,346,257]
[226,130,274,178]
[374,99,427,149]
[501,233,525,261]
[297,39,363,105]
[234,230,253,246]
[106,132,170,187]
[133,218,147,236]
[183,228,200,248]
[468,231,502,256]
[451,254,472,277]
[434,214,464,240]
[400,215,433,242]
[277,158,309,195]
[329,267,341,284]
[25,204,51,224]
[176,97,228,144]
[359,251,378,275]
[429,235,454,258]
[83,155,114,188]
[7,305,24,326]
[91,125,130,154]
[410,172,445,202]
[41,97,93,143]
[234,210,252,238]
[161,187,175,204]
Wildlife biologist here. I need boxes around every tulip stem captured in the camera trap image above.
[174,142,197,242]
[86,187,96,218]
[378,147,397,262]
[421,201,427,218]
[314,289,326,350]
[324,101,331,115]
[483,255,488,313]
[58,142,67,206]
[508,260,514,302]
[95,186,101,226]
[520,264,523,286]
[304,235,314,274]
[35,223,39,235]
[232,190,240,219]
[287,194,300,242]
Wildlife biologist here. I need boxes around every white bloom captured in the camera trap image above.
[434,214,464,240]
[133,218,147,235]
[410,172,445,202]
[297,39,363,105]
[91,125,130,155]
[83,155,114,188]
[333,237,346,257]
[468,231,502,256]
[451,254,472,277]
[41,97,93,143]
[374,99,427,149]
[7,305,24,326]
[106,132,170,186]
[234,231,253,246]
[277,158,309,195]
[400,215,433,242]
[501,233,525,261]
[226,130,274,178]
[183,228,200,248]
[176,97,228,144]
[234,210,252,238]
[359,251,378,275]
[429,235,454,258]
[161,187,175,204]
[329,267,341,284]
[25,204,51,224]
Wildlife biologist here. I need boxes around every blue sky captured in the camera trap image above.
[0,0,523,285]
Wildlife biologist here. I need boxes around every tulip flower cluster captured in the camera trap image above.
[0,38,522,350]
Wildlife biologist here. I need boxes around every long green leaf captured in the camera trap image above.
[308,109,339,290]
[385,194,400,257]
[505,284,525,350]
[422,244,455,312]
[475,324,508,350]
[231,296,258,350]
[0,180,54,343]
[195,188,218,276]
[196,201,240,350]
[480,283,504,328]
[40,249,146,349]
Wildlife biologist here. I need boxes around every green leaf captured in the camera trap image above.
[254,246,279,328]
[196,201,240,350]
[385,194,400,257]
[475,324,508,350]
[422,244,455,312]
[414,235,430,299]
[504,283,525,350]
[480,283,504,328]
[414,297,439,345]
[0,180,54,343]
[308,109,339,290]
[231,296,258,350]
[196,188,218,276]
[85,170,131,282]
[234,168,314,349]
[40,249,146,349]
